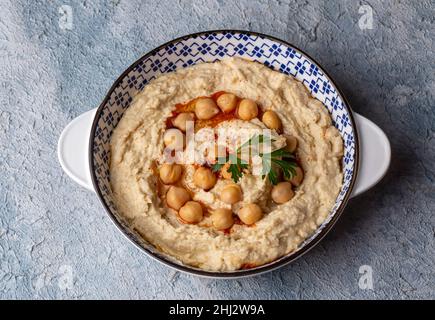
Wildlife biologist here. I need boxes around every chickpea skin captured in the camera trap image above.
[166,186,190,210]
[163,128,184,150]
[193,167,217,190]
[212,208,234,230]
[289,167,304,187]
[195,98,220,120]
[220,184,242,204]
[216,93,238,113]
[159,163,183,184]
[172,112,194,132]
[238,203,263,225]
[179,201,203,224]
[262,110,282,131]
[271,182,294,204]
[237,99,258,120]
[285,136,298,153]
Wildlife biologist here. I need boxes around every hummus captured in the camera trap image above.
[110,58,343,271]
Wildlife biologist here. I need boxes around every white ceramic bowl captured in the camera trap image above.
[58,30,390,278]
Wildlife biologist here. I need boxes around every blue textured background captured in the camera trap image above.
[0,0,434,299]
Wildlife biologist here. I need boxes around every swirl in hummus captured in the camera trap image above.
[110,58,343,271]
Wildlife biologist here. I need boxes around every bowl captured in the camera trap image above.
[58,30,391,278]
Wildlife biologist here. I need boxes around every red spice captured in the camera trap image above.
[240,263,257,270]
[222,228,231,235]
[233,216,243,225]
[164,91,264,131]
[165,112,176,129]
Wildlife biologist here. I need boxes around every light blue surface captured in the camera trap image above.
[0,0,433,299]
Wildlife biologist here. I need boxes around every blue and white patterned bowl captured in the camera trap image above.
[89,30,359,277]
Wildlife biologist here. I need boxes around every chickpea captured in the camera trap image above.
[212,208,234,230]
[289,167,304,187]
[159,163,183,184]
[166,186,190,210]
[220,162,232,180]
[179,201,203,223]
[220,184,242,204]
[195,98,219,120]
[262,110,282,131]
[216,93,238,113]
[285,136,298,153]
[173,112,194,132]
[193,167,217,190]
[163,128,184,150]
[238,203,263,225]
[237,99,258,120]
[271,182,294,204]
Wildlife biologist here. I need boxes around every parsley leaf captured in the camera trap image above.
[211,162,224,173]
[271,158,297,179]
[212,156,248,183]
[228,163,244,183]
[212,135,297,185]
[261,147,298,184]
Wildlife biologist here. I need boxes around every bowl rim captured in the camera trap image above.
[88,29,360,278]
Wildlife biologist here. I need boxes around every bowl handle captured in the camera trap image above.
[57,108,97,192]
[57,109,390,197]
[350,113,391,198]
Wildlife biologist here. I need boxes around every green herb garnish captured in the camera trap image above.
[211,134,297,185]
[211,156,248,183]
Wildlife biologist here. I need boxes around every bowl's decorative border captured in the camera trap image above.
[89,30,359,278]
